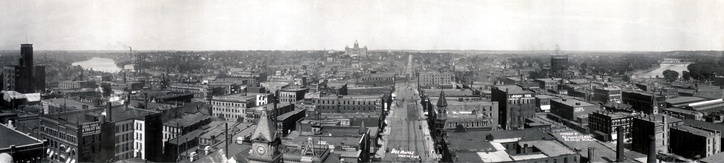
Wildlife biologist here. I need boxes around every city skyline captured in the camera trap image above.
[1,0,723,51]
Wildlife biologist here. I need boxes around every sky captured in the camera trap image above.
[0,0,723,51]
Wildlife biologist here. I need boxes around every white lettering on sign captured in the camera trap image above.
[510,94,532,99]
[574,107,584,112]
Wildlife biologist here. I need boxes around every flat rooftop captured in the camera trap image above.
[666,96,708,105]
[519,140,576,157]
[494,85,533,94]
[551,98,595,107]
[0,125,43,148]
[672,125,718,137]
[213,94,255,102]
[164,113,209,127]
[592,111,632,119]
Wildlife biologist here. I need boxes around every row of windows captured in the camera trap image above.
[509,98,534,104]
[42,126,78,144]
[116,132,135,143]
[317,105,379,112]
[213,107,246,114]
[314,99,380,105]
[212,101,247,107]
[44,136,78,159]
[214,113,242,120]
[360,77,393,81]
[447,120,493,128]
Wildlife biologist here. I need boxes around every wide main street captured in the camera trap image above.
[380,80,437,162]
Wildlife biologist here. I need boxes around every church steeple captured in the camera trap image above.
[437,91,448,107]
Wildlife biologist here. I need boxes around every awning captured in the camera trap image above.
[49,151,55,158]
[65,158,72,163]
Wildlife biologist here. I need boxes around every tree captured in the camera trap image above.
[682,71,691,81]
[663,69,679,82]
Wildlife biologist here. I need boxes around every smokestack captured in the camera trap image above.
[225,122,229,159]
[126,92,131,111]
[107,101,113,122]
[588,147,595,163]
[648,135,656,163]
[616,126,624,162]
[662,116,667,153]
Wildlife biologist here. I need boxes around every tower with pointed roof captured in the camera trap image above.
[249,111,283,163]
[434,91,448,141]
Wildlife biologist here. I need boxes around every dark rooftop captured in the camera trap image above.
[164,113,210,127]
[494,85,533,94]
[0,124,43,149]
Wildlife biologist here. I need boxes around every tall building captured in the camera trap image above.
[631,115,683,155]
[550,54,568,78]
[622,91,666,114]
[345,40,367,58]
[3,44,45,93]
[40,104,163,162]
[491,85,536,130]
[588,111,633,141]
[670,125,721,159]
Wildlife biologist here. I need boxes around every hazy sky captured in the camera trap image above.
[1,0,723,51]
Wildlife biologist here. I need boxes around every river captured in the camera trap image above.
[635,63,690,79]
[71,57,122,73]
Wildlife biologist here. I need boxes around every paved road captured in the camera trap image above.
[381,82,437,162]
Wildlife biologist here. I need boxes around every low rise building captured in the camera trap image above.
[0,124,45,163]
[533,78,562,91]
[550,98,598,124]
[162,113,211,149]
[356,73,395,86]
[309,95,383,114]
[445,128,578,163]
[429,97,498,131]
[419,72,454,88]
[320,82,348,95]
[57,81,96,90]
[593,87,622,103]
[278,87,307,104]
[347,86,392,96]
[535,95,558,112]
[211,94,256,121]
[167,84,206,98]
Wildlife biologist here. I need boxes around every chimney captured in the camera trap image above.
[107,101,113,122]
[126,93,131,111]
[662,116,667,153]
[616,126,624,162]
[588,147,595,163]
[648,135,656,163]
[225,122,229,159]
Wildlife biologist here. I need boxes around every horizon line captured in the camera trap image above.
[1,49,723,53]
